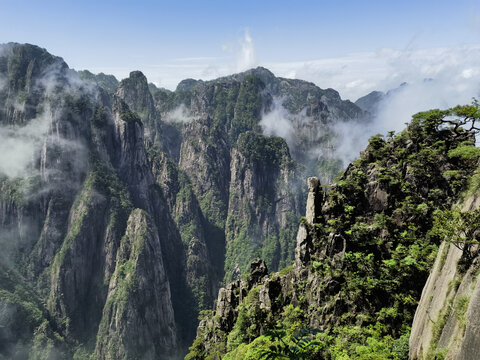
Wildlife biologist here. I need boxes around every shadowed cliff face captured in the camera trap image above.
[94,209,177,359]
[0,43,370,359]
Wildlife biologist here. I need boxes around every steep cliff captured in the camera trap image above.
[119,65,365,300]
[0,43,187,359]
[410,169,480,359]
[225,131,302,280]
[187,106,480,359]
[0,42,373,359]
[94,209,177,359]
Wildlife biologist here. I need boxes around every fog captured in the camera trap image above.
[259,98,295,147]
[0,60,94,181]
[163,103,197,123]
[0,113,50,178]
[260,60,480,173]
[333,74,480,166]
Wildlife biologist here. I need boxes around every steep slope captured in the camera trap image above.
[187,106,480,359]
[94,209,177,359]
[0,43,188,359]
[119,66,365,294]
[409,150,480,357]
[0,42,371,359]
[225,131,302,279]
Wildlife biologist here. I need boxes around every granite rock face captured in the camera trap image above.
[0,43,184,359]
[0,43,370,359]
[410,193,480,360]
[94,209,177,359]
[187,114,480,359]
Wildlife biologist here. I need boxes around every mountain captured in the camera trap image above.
[355,90,385,115]
[186,106,480,359]
[77,70,119,94]
[3,42,480,360]
[409,146,480,357]
[0,43,368,359]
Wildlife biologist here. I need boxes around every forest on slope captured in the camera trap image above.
[0,42,366,359]
[2,42,480,360]
[187,105,480,360]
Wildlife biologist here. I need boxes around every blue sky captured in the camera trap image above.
[1,0,480,99]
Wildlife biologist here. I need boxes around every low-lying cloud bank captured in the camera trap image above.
[268,45,480,102]
[260,49,480,170]
[268,45,480,167]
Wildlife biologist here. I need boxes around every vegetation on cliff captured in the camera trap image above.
[5,43,480,360]
[187,103,480,360]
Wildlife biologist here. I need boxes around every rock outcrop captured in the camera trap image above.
[3,42,480,360]
[94,209,177,359]
[187,109,480,359]
[0,43,185,359]
[0,43,372,359]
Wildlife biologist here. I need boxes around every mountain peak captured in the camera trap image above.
[128,70,147,81]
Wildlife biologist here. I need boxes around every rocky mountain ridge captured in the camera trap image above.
[187,106,480,359]
[4,42,477,360]
[0,42,367,359]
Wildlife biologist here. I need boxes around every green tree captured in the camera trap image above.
[259,329,322,360]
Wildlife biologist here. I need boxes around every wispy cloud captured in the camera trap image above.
[0,113,50,178]
[332,64,480,166]
[236,29,257,72]
[88,29,259,89]
[259,97,295,147]
[267,45,480,101]
[0,58,93,181]
[172,56,220,63]
[163,104,197,123]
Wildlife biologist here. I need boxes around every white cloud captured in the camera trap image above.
[0,111,50,178]
[260,98,295,147]
[236,29,257,72]
[332,70,480,167]
[163,103,197,123]
[267,45,480,101]
[258,44,480,169]
[0,57,93,180]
